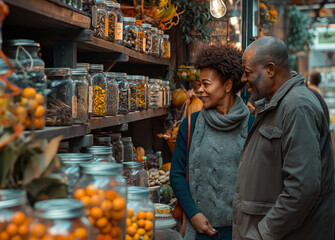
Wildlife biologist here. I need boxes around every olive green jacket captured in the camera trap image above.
[233,73,335,240]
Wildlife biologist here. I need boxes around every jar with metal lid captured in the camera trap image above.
[109,133,124,163]
[158,30,164,58]
[58,153,94,197]
[151,27,159,57]
[0,189,32,240]
[114,2,124,45]
[116,72,129,114]
[4,39,47,130]
[106,1,117,42]
[72,68,89,124]
[93,0,109,40]
[134,75,146,110]
[123,17,138,51]
[136,20,145,53]
[90,64,107,117]
[77,63,94,118]
[45,68,75,126]
[160,80,166,108]
[121,137,133,162]
[93,135,112,146]
[143,24,152,55]
[163,80,171,107]
[84,146,115,163]
[158,79,164,108]
[145,76,149,109]
[148,78,159,109]
[30,199,91,239]
[127,75,138,112]
[74,163,126,239]
[104,72,119,116]
[123,162,148,187]
[162,34,171,59]
[126,187,155,240]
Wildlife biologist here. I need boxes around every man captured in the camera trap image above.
[233,36,335,240]
[308,71,323,96]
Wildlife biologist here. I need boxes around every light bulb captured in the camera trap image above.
[230,17,238,25]
[210,0,227,18]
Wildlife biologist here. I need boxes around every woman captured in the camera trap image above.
[170,44,249,240]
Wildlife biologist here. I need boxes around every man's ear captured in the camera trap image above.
[267,62,276,78]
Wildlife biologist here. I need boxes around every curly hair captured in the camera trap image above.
[194,44,245,94]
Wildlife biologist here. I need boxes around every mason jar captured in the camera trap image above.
[143,24,152,55]
[116,72,129,114]
[134,75,146,111]
[127,75,138,112]
[104,72,119,116]
[77,63,94,118]
[110,133,124,163]
[121,137,133,162]
[126,187,155,240]
[151,27,159,57]
[58,153,94,197]
[114,2,124,45]
[93,0,109,40]
[0,189,32,240]
[148,78,159,109]
[136,20,145,53]
[158,30,164,58]
[30,199,91,239]
[90,64,107,117]
[72,68,89,124]
[160,80,166,108]
[162,34,171,59]
[74,163,126,240]
[123,162,148,187]
[123,17,138,51]
[45,68,75,126]
[4,39,47,130]
[145,76,149,109]
[84,146,115,163]
[106,0,117,42]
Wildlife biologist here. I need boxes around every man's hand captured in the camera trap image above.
[190,213,218,236]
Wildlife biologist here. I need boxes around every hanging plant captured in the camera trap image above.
[259,0,278,31]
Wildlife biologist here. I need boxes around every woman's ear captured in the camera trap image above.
[225,79,233,93]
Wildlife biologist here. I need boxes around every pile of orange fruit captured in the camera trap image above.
[125,208,153,240]
[74,184,126,240]
[0,211,30,240]
[15,87,45,130]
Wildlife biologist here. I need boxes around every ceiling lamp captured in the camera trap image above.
[210,0,227,18]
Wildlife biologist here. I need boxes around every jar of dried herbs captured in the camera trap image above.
[134,75,146,110]
[123,162,148,187]
[45,68,74,126]
[71,68,89,124]
[110,133,124,163]
[114,2,124,45]
[127,75,138,112]
[145,76,149,109]
[162,34,171,59]
[148,78,159,109]
[90,64,107,117]
[158,79,164,108]
[121,137,134,162]
[116,72,129,114]
[104,72,118,116]
[106,1,117,42]
[136,20,145,53]
[143,23,152,55]
[77,63,94,118]
[158,30,164,58]
[123,17,138,51]
[151,27,159,57]
[163,80,171,107]
[93,0,109,40]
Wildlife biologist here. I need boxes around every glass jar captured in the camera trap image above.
[162,34,171,59]
[127,75,138,112]
[158,30,164,58]
[45,68,75,126]
[134,75,146,111]
[106,1,117,42]
[121,137,133,162]
[74,163,126,239]
[136,20,145,53]
[93,0,109,40]
[148,78,159,109]
[160,80,166,108]
[109,133,124,163]
[72,68,89,124]
[77,63,94,118]
[90,64,107,117]
[4,39,47,130]
[151,27,159,57]
[84,146,115,163]
[82,0,95,13]
[145,76,149,109]
[104,72,119,116]
[31,199,91,239]
[94,135,112,146]
[126,187,155,240]
[116,72,129,114]
[114,2,124,45]
[58,153,94,197]
[123,17,138,51]
[143,24,152,55]
[123,162,148,187]
[0,189,32,240]
[158,79,163,108]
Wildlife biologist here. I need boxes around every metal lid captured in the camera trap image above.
[85,146,113,155]
[80,162,123,175]
[121,137,132,142]
[90,64,104,71]
[0,190,27,209]
[114,2,121,8]
[72,68,87,75]
[133,75,145,80]
[151,27,158,31]
[95,0,106,4]
[58,153,94,164]
[104,72,116,78]
[77,63,90,70]
[45,68,72,77]
[123,161,144,169]
[126,75,134,81]
[127,186,151,199]
[4,39,39,47]
[142,24,151,28]
[149,78,158,83]
[34,199,85,219]
[106,0,115,7]
[123,17,136,23]
[115,72,127,79]
[163,34,169,39]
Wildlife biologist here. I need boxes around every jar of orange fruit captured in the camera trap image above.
[74,163,126,240]
[0,189,33,240]
[29,199,92,239]
[126,186,155,240]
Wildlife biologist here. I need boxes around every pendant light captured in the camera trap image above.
[210,0,227,18]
